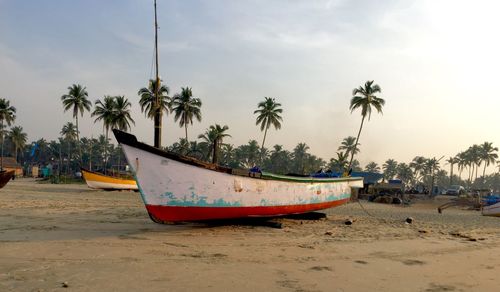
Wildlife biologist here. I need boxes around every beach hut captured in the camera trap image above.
[0,157,23,177]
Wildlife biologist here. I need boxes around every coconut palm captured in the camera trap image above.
[364,161,381,173]
[445,156,457,186]
[210,124,231,164]
[396,163,413,184]
[265,145,292,174]
[138,79,171,147]
[480,142,498,180]
[198,124,230,164]
[254,97,283,161]
[92,96,116,173]
[113,96,135,131]
[112,95,135,170]
[61,122,77,174]
[455,152,467,182]
[220,144,235,167]
[198,128,218,162]
[92,96,116,139]
[292,143,310,174]
[171,87,202,141]
[347,80,385,172]
[61,84,91,162]
[234,140,261,168]
[410,156,427,184]
[8,126,27,162]
[328,152,349,173]
[383,159,398,180]
[338,136,360,157]
[0,98,16,170]
[170,138,190,155]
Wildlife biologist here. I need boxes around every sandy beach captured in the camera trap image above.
[2,179,500,291]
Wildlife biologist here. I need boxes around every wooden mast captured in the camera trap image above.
[153,0,161,148]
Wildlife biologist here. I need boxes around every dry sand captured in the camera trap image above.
[2,179,500,291]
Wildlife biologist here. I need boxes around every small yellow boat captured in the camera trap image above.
[81,168,138,191]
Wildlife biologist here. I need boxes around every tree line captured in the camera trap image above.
[5,78,499,190]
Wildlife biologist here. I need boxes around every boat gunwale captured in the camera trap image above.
[114,129,363,184]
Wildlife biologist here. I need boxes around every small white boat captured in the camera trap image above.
[113,129,364,223]
[482,202,500,217]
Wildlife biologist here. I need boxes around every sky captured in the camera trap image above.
[1,0,499,170]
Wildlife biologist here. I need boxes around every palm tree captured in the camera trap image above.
[220,144,236,167]
[426,157,442,193]
[347,80,385,173]
[383,159,398,180]
[265,145,292,174]
[171,87,202,141]
[328,152,349,172]
[234,140,261,168]
[364,161,381,173]
[480,142,498,180]
[138,79,171,147]
[410,156,427,184]
[0,98,16,170]
[445,156,457,186]
[338,136,360,157]
[170,138,190,155]
[396,163,413,184]
[113,96,135,131]
[198,124,231,164]
[61,84,91,162]
[113,95,135,170]
[61,122,77,174]
[456,152,467,182]
[210,124,231,164]
[254,97,283,161]
[8,126,27,162]
[292,143,310,174]
[92,96,116,173]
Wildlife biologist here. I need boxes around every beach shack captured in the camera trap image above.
[350,172,384,194]
[0,157,23,177]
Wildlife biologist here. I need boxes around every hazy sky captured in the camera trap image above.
[1,0,499,169]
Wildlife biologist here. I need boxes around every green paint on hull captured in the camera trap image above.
[261,172,363,183]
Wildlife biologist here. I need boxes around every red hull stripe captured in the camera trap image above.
[145,198,350,222]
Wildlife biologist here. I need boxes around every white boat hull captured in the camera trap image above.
[482,202,500,216]
[115,130,364,222]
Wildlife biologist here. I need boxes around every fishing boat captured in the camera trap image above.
[113,129,364,223]
[482,202,500,217]
[81,168,138,191]
[0,170,15,189]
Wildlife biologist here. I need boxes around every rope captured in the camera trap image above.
[355,199,389,223]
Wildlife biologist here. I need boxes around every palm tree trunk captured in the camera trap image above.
[104,129,109,175]
[118,146,122,173]
[89,139,92,171]
[59,144,62,178]
[347,115,365,174]
[0,120,4,170]
[76,115,82,164]
[67,142,71,175]
[154,110,162,148]
[449,164,453,186]
[260,127,269,164]
[185,124,188,141]
[212,140,218,164]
